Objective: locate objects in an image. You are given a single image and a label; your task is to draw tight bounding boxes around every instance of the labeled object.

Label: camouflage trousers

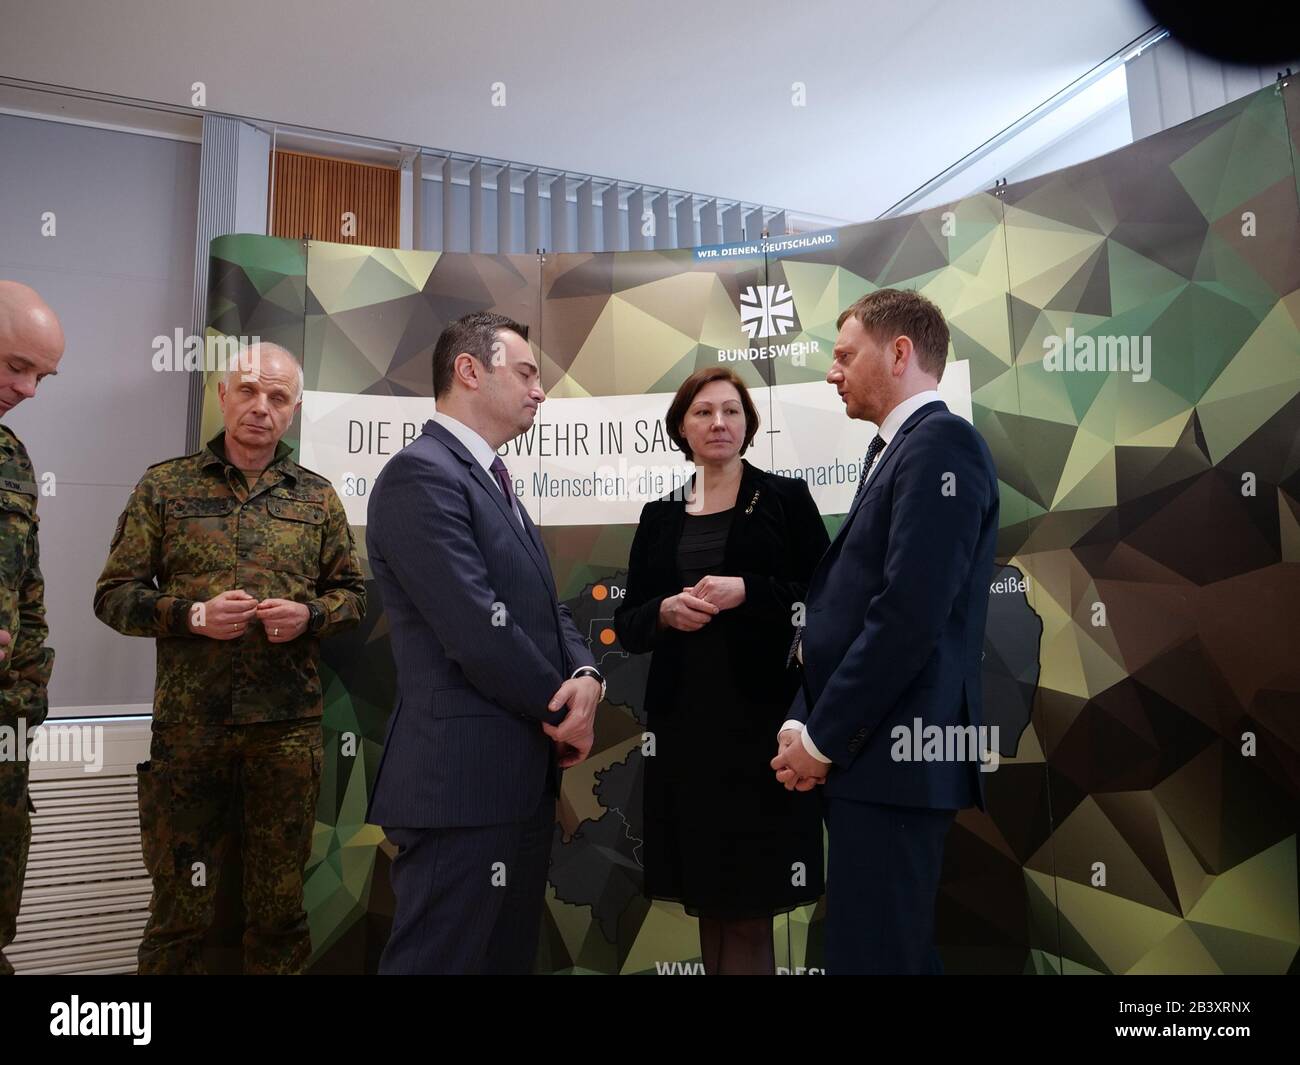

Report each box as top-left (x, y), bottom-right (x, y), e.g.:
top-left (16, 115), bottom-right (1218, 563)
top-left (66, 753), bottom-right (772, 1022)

top-left (136, 718), bottom-right (323, 975)
top-left (0, 752), bottom-right (31, 977)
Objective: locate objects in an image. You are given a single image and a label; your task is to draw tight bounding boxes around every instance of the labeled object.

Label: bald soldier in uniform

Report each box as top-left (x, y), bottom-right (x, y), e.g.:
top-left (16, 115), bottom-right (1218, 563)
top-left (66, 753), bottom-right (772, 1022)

top-left (0, 281), bottom-right (65, 976)
top-left (94, 343), bottom-right (366, 974)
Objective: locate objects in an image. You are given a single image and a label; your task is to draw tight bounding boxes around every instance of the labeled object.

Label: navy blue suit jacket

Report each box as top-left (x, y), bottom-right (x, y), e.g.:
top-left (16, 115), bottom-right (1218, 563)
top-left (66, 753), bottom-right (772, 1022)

top-left (789, 401), bottom-right (999, 811)
top-left (365, 419), bottom-right (594, 829)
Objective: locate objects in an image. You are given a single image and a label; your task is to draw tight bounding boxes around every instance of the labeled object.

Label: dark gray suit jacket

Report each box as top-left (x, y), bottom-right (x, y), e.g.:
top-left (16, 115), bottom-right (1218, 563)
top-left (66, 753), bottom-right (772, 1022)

top-left (365, 419), bottom-right (594, 829)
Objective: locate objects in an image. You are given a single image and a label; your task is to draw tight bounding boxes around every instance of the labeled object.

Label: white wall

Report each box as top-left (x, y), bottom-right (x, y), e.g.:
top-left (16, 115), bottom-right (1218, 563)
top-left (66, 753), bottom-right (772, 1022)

top-left (0, 113), bottom-right (199, 714)
top-left (1126, 38), bottom-right (1299, 138)
top-left (1001, 97), bottom-right (1133, 185)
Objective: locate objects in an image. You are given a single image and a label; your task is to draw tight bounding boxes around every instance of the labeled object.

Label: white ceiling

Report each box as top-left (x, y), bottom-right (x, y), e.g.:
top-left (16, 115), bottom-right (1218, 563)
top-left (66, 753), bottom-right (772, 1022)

top-left (0, 0), bottom-right (1156, 222)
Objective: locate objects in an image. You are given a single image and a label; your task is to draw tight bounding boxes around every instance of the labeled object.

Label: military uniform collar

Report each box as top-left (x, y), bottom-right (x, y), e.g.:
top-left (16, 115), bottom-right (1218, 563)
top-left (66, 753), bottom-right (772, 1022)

top-left (201, 431), bottom-right (297, 482)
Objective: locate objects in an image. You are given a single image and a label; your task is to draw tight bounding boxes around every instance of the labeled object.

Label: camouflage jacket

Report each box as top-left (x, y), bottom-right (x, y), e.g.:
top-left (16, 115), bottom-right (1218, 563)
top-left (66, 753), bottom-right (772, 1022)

top-left (93, 432), bottom-right (366, 725)
top-left (0, 425), bottom-right (52, 727)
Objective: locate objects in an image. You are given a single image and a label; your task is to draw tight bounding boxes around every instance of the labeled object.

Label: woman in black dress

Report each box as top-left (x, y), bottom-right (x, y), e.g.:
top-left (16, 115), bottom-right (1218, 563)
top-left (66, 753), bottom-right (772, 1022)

top-left (614, 367), bottom-right (831, 974)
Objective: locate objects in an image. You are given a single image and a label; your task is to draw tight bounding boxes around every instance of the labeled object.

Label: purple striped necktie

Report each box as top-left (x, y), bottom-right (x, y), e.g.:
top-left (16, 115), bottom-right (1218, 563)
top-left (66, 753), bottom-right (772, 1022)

top-left (489, 456), bottom-right (516, 510)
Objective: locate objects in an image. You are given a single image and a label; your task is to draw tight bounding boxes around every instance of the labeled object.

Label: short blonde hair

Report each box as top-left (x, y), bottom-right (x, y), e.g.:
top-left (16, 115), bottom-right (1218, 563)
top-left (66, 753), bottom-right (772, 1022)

top-left (837, 289), bottom-right (949, 380)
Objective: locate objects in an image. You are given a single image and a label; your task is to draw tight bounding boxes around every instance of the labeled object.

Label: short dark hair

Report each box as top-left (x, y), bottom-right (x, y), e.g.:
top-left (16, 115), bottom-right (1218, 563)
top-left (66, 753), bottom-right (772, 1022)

top-left (432, 311), bottom-right (529, 398)
top-left (836, 288), bottom-right (949, 380)
top-left (665, 367), bottom-right (760, 460)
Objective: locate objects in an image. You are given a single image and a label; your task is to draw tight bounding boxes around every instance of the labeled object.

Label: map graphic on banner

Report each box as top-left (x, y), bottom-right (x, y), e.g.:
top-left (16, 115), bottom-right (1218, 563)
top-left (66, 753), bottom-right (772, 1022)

top-left (547, 560), bottom-right (1040, 942)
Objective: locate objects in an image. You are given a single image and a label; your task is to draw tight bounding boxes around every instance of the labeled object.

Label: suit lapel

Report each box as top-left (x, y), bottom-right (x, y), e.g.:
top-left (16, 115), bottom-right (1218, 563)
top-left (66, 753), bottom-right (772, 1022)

top-left (722, 460), bottom-right (763, 566)
top-left (516, 499), bottom-right (552, 577)
top-left (814, 401), bottom-right (947, 576)
top-left (424, 420), bottom-right (555, 591)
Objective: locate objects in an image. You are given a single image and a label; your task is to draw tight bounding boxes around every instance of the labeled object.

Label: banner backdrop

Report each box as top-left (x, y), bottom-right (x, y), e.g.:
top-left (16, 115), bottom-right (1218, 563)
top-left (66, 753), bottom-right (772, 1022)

top-left (202, 81), bottom-right (1300, 974)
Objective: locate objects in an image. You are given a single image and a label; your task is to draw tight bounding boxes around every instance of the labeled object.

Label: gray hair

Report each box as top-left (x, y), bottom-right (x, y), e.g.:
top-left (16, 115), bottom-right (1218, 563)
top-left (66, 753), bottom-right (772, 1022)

top-left (224, 341), bottom-right (304, 403)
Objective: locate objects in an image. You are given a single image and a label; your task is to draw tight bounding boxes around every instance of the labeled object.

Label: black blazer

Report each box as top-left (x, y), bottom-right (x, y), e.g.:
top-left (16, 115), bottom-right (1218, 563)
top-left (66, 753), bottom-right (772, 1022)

top-left (614, 459), bottom-right (831, 720)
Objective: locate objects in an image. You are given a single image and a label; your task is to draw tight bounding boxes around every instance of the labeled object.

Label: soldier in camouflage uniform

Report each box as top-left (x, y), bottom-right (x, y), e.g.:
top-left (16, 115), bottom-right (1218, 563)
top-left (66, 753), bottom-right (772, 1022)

top-left (94, 342), bottom-right (365, 975)
top-left (0, 281), bottom-right (65, 976)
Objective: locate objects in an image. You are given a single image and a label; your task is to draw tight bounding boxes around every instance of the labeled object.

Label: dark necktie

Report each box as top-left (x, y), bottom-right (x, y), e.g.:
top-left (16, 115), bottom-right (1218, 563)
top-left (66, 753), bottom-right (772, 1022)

top-left (850, 434), bottom-right (887, 509)
top-left (788, 433), bottom-right (888, 669)
top-left (489, 456), bottom-right (516, 513)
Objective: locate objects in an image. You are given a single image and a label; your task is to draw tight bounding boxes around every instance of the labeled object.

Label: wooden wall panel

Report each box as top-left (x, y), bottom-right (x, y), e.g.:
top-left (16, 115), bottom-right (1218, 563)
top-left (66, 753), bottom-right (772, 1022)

top-left (270, 150), bottom-right (400, 247)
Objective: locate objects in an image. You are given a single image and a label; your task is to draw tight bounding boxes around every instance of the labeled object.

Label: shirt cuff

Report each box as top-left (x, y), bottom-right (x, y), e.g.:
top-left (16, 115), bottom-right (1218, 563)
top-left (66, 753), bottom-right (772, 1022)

top-left (778, 719), bottom-right (831, 763)
top-left (801, 729), bottom-right (832, 764)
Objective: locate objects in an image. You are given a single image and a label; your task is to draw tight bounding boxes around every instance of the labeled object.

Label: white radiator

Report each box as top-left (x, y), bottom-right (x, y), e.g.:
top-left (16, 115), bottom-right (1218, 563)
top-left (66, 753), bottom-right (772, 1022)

top-left (10, 717), bottom-right (151, 975)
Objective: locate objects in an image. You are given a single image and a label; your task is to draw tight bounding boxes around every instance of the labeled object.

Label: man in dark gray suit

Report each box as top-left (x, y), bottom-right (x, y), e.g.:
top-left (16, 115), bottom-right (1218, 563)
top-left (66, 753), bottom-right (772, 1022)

top-left (366, 312), bottom-right (604, 974)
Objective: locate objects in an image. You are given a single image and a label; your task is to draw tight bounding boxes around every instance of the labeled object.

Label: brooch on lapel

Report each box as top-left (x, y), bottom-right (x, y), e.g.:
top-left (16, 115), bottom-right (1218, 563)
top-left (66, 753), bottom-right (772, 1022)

top-left (744, 488), bottom-right (760, 515)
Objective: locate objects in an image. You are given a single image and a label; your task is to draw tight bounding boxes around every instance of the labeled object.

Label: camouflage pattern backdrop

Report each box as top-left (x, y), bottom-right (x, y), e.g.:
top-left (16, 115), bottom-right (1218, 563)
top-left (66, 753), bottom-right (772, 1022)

top-left (199, 80), bottom-right (1300, 974)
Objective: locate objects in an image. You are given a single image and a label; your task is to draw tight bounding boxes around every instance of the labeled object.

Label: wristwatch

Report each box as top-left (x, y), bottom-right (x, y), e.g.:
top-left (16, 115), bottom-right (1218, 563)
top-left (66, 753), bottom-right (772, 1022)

top-left (306, 602), bottom-right (326, 634)
top-left (572, 666), bottom-right (606, 701)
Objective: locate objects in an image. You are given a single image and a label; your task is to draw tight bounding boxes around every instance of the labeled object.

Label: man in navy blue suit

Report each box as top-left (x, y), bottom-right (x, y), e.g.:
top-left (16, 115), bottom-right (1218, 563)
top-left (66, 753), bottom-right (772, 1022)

top-left (366, 312), bottom-right (603, 974)
top-left (771, 289), bottom-right (999, 975)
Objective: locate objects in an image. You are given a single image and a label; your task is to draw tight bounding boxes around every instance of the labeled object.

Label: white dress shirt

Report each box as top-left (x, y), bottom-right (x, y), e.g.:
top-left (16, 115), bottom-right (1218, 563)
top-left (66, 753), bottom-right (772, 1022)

top-left (431, 411), bottom-right (524, 529)
top-left (782, 389), bottom-right (946, 764)
top-left (431, 411), bottom-right (600, 693)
